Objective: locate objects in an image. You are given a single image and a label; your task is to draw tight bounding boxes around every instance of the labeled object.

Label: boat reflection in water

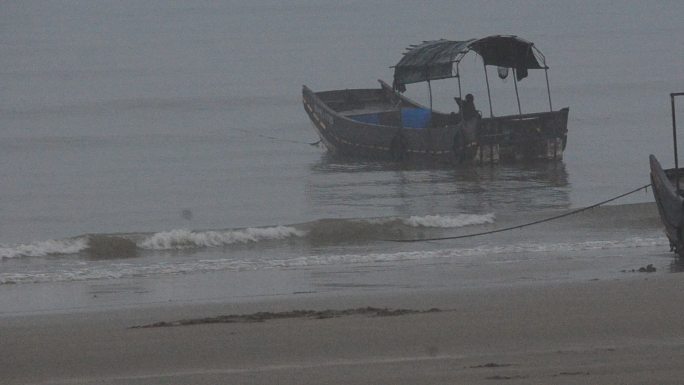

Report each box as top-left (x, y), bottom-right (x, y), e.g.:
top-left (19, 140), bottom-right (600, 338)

top-left (307, 155), bottom-right (570, 225)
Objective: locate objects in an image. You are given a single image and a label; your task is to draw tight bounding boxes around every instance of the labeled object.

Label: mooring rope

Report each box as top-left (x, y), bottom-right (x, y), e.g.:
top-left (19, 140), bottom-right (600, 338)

top-left (233, 127), bottom-right (320, 146)
top-left (389, 183), bottom-right (653, 243)
top-left (255, 132), bottom-right (320, 146)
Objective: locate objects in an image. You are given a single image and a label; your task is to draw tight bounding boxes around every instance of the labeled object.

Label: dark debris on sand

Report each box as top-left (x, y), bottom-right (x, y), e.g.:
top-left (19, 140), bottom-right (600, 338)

top-left (485, 375), bottom-right (528, 380)
top-left (552, 371), bottom-right (590, 377)
top-left (470, 363), bottom-right (514, 369)
top-left (622, 264), bottom-right (657, 273)
top-left (131, 307), bottom-right (441, 329)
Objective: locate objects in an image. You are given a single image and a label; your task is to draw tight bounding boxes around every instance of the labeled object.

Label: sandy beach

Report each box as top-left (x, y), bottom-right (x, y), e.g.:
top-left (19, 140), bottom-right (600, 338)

top-left (3, 272), bottom-right (684, 385)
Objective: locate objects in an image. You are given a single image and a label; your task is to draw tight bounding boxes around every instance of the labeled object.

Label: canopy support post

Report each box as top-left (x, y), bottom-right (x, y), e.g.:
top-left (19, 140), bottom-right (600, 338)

top-left (427, 80), bottom-right (433, 111)
top-left (672, 93), bottom-right (680, 195)
top-left (513, 68), bottom-right (522, 115)
top-left (545, 67), bottom-right (553, 111)
top-left (483, 63), bottom-right (493, 117)
top-left (457, 63), bottom-right (463, 121)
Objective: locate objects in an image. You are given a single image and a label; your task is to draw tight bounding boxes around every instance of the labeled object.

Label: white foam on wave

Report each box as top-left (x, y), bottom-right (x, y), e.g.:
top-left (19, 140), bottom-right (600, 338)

top-left (138, 226), bottom-right (308, 250)
top-left (0, 238), bottom-right (88, 260)
top-left (402, 213), bottom-right (495, 228)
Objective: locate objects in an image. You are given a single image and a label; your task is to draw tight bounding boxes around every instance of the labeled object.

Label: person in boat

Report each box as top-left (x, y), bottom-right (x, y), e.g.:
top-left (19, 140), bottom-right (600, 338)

top-left (453, 94), bottom-right (481, 159)
top-left (454, 93), bottom-right (479, 122)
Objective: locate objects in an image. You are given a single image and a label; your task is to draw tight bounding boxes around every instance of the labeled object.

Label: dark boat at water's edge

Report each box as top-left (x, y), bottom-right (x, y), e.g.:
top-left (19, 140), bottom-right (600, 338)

top-left (649, 92), bottom-right (684, 257)
top-left (303, 35), bottom-right (569, 164)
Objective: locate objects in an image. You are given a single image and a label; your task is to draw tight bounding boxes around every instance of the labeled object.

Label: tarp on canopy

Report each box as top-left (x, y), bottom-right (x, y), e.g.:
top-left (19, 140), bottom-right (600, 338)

top-left (392, 35), bottom-right (546, 91)
top-left (392, 39), bottom-right (473, 89)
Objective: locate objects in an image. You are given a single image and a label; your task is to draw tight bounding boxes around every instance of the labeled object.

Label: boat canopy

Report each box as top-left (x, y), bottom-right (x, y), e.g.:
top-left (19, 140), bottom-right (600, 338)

top-left (392, 35), bottom-right (546, 91)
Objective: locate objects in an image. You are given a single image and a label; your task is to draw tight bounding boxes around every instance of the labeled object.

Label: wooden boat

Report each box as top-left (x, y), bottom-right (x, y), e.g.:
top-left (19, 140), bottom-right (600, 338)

top-left (650, 92), bottom-right (684, 257)
top-left (303, 35), bottom-right (569, 164)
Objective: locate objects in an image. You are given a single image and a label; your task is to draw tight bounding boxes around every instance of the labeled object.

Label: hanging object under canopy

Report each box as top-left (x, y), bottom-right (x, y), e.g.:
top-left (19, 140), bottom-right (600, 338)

top-left (497, 67), bottom-right (509, 80)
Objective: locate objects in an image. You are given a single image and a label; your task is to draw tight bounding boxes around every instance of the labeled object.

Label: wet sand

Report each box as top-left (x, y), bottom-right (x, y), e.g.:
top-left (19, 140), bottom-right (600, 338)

top-left (3, 273), bottom-right (684, 385)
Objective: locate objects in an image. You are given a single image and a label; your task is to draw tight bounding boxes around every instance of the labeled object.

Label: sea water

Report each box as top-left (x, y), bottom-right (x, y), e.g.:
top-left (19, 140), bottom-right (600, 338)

top-left (1, 0), bottom-right (683, 314)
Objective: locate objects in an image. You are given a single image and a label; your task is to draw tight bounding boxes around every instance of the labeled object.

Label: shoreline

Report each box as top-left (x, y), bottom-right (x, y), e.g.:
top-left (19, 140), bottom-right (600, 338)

top-left (3, 273), bottom-right (684, 384)
top-left (0, 237), bottom-right (673, 317)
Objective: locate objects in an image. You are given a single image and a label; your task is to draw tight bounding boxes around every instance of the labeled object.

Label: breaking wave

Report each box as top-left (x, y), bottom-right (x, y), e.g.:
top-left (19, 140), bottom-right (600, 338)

top-left (403, 213), bottom-right (495, 228)
top-left (139, 226), bottom-right (307, 250)
top-left (0, 213), bottom-right (494, 259)
top-left (0, 238), bottom-right (88, 260)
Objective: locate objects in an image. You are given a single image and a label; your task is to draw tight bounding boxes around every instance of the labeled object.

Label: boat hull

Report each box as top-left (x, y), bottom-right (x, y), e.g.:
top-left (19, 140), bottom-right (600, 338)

top-left (649, 154), bottom-right (684, 257)
top-left (303, 81), bottom-right (568, 164)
